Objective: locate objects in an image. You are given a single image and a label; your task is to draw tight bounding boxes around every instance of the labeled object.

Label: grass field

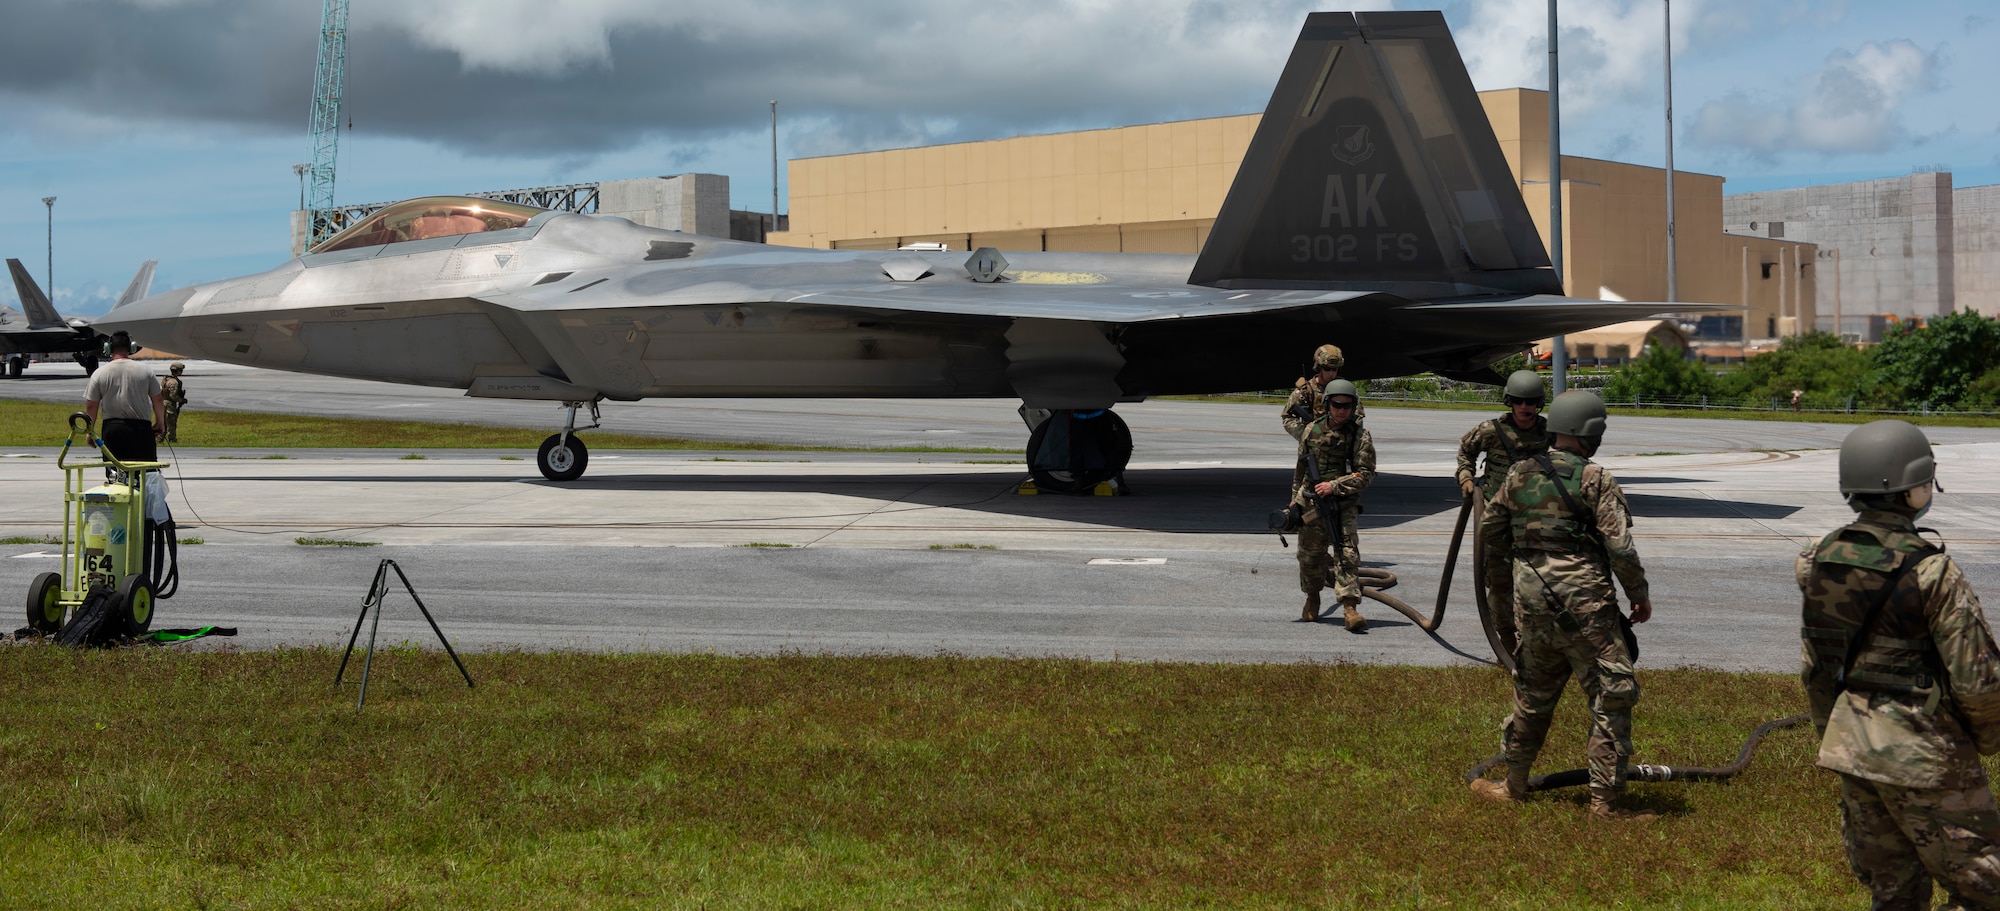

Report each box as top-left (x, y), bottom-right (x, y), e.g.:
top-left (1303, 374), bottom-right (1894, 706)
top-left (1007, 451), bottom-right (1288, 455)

top-left (0, 647), bottom-right (1891, 909)
top-left (0, 399), bottom-right (1008, 453)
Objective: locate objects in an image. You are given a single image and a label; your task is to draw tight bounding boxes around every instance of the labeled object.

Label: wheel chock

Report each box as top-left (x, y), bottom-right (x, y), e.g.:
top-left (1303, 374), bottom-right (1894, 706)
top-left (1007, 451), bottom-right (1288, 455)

top-left (1092, 477), bottom-right (1128, 497)
top-left (1016, 478), bottom-right (1040, 495)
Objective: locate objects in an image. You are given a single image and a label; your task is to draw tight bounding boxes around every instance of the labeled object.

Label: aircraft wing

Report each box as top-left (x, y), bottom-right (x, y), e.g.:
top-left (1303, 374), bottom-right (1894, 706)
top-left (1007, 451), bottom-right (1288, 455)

top-left (468, 259), bottom-right (1703, 406)
top-left (483, 262), bottom-right (1381, 324)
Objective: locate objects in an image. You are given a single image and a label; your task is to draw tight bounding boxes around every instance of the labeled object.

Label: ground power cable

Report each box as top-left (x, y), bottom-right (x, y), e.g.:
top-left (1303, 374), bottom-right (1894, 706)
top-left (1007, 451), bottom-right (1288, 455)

top-left (159, 440), bottom-right (390, 537)
top-left (1464, 713), bottom-right (1810, 791)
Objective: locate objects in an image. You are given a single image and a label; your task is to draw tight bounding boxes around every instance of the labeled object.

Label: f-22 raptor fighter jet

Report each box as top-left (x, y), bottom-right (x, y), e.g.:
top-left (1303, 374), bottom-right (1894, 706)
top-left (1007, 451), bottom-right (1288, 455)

top-left (102, 11), bottom-right (1697, 486)
top-left (4, 258), bottom-right (154, 378)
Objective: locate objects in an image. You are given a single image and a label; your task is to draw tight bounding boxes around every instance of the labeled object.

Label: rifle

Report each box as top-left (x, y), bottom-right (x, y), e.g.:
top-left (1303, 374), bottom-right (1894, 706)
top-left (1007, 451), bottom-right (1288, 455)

top-left (1287, 364), bottom-right (1316, 426)
top-left (1300, 445), bottom-right (1345, 558)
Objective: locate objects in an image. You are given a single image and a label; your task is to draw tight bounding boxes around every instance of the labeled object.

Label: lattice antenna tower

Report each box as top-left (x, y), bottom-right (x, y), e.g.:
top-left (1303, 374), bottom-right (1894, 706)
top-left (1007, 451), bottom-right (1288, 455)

top-left (305, 0), bottom-right (350, 249)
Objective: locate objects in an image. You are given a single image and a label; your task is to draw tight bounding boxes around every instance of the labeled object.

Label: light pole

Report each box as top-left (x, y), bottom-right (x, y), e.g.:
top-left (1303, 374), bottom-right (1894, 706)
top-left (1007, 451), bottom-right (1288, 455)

top-left (41, 196), bottom-right (56, 298)
top-left (1547, 0), bottom-right (1566, 395)
top-left (770, 101), bottom-right (779, 241)
top-left (293, 164), bottom-right (309, 210)
top-left (1663, 0), bottom-right (1677, 305)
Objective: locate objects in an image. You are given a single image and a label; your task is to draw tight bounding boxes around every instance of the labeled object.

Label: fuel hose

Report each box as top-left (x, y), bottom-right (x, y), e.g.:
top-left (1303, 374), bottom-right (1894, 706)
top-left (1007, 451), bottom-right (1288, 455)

top-left (1355, 566), bottom-right (1440, 630)
top-left (1463, 713), bottom-right (1810, 791)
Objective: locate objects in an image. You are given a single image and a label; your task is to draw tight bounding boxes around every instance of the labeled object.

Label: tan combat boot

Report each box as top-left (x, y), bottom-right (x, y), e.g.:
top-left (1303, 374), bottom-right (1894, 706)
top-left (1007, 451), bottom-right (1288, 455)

top-left (1589, 788), bottom-right (1658, 821)
top-left (1300, 592), bottom-right (1321, 622)
top-left (1469, 765), bottom-right (1528, 802)
top-left (1341, 599), bottom-right (1367, 632)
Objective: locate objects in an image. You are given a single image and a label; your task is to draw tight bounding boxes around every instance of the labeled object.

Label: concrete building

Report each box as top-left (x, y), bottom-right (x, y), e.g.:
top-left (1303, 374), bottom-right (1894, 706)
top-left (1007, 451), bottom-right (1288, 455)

top-left (595, 174), bottom-right (731, 236)
top-left (1724, 172), bottom-right (1956, 336)
top-left (769, 88), bottom-right (1814, 347)
top-left (1957, 183), bottom-right (2000, 317)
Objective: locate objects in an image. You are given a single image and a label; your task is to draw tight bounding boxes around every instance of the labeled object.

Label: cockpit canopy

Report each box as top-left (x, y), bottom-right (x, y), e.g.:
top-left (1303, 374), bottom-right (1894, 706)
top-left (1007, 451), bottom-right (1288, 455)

top-left (313, 197), bottom-right (547, 254)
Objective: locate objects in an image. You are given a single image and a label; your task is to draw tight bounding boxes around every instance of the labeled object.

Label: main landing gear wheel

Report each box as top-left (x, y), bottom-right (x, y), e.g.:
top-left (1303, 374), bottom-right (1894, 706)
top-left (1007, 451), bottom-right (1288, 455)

top-left (537, 434), bottom-right (589, 482)
top-left (118, 573), bottom-right (154, 637)
top-left (1025, 409), bottom-right (1133, 495)
top-left (26, 571), bottom-right (62, 634)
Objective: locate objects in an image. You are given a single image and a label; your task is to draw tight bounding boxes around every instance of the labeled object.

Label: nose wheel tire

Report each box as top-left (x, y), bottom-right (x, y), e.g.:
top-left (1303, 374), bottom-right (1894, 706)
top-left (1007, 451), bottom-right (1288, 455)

top-left (537, 434), bottom-right (589, 482)
top-left (1025, 409), bottom-right (1133, 495)
top-left (26, 572), bottom-right (62, 634)
top-left (118, 573), bottom-right (154, 637)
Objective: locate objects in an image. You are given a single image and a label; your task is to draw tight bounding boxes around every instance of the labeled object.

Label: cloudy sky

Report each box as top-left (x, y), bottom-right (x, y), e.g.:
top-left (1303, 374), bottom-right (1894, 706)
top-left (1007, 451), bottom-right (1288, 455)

top-left (2, 0), bottom-right (1994, 315)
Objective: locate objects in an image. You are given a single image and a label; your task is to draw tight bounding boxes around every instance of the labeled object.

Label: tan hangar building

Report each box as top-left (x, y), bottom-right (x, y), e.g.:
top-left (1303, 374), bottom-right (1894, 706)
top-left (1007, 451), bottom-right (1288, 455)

top-left (770, 89), bottom-right (1815, 351)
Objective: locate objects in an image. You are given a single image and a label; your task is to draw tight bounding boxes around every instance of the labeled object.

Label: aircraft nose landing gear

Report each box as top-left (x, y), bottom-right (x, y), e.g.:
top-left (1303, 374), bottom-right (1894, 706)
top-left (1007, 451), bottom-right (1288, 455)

top-left (538, 399), bottom-right (601, 482)
top-left (1024, 408), bottom-right (1133, 495)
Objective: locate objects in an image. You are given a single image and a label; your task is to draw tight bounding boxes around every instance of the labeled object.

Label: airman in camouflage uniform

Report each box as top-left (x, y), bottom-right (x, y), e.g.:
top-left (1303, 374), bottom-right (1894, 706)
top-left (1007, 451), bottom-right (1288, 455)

top-left (160, 362), bottom-right (187, 443)
top-left (1799, 420), bottom-right (2000, 909)
top-left (1455, 369), bottom-right (1551, 650)
top-left (1292, 379), bottom-right (1375, 631)
top-left (1470, 391), bottom-right (1654, 818)
top-left (1283, 344), bottom-right (1362, 440)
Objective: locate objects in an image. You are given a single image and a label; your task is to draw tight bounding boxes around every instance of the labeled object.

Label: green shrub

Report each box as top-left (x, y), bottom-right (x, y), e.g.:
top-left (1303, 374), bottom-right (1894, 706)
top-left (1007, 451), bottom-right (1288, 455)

top-left (1713, 332), bottom-right (1869, 407)
top-left (1602, 344), bottom-right (1715, 405)
top-left (1867, 311), bottom-right (2000, 409)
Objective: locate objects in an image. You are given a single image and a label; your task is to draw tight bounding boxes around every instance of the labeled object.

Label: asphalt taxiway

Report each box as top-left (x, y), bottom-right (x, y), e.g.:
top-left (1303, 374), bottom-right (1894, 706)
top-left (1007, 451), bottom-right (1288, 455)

top-left (3, 361), bottom-right (1995, 671)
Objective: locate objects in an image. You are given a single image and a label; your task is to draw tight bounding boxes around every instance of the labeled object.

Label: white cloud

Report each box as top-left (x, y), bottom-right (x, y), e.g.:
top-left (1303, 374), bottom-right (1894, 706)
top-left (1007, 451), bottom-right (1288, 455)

top-left (1449, 0), bottom-right (1712, 112)
top-left (352, 0), bottom-right (1369, 83)
top-left (358, 0), bottom-right (666, 76)
top-left (1690, 39), bottom-right (1942, 155)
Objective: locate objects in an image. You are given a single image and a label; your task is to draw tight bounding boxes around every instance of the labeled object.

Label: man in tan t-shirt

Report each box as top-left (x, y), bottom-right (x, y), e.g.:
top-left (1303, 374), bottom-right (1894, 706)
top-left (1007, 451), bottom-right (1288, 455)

top-left (83, 331), bottom-right (164, 463)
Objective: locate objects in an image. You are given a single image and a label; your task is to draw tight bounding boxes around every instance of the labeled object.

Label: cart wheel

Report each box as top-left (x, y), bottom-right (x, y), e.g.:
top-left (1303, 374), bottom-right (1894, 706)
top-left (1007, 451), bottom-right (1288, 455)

top-left (537, 434), bottom-right (589, 482)
top-left (118, 574), bottom-right (154, 637)
top-left (26, 572), bottom-right (62, 634)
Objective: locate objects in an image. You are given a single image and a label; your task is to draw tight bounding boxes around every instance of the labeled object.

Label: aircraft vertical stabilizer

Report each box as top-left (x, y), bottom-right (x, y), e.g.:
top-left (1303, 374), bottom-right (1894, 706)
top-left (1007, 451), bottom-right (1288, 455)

top-left (114, 261), bottom-right (159, 309)
top-left (6, 258), bottom-right (66, 329)
top-left (1190, 11), bottom-right (1559, 296)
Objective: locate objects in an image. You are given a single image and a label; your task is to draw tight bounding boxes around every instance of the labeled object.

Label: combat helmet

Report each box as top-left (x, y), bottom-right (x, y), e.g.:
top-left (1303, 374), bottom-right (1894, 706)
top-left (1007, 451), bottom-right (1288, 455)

top-left (1502, 369), bottom-right (1545, 404)
top-left (1838, 420), bottom-right (1935, 495)
top-left (1313, 344), bottom-right (1345, 370)
top-left (1544, 390), bottom-right (1608, 437)
top-left (1322, 378), bottom-right (1360, 405)
top-left (170, 362), bottom-right (185, 373)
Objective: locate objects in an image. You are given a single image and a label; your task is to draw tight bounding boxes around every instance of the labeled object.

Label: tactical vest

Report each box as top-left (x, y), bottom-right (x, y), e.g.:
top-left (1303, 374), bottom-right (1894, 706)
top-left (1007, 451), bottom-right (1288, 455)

top-left (1308, 418), bottom-right (1363, 476)
top-left (1801, 521), bottom-right (1945, 701)
top-left (1509, 451), bottom-right (1597, 554)
top-left (1480, 416), bottom-right (1547, 490)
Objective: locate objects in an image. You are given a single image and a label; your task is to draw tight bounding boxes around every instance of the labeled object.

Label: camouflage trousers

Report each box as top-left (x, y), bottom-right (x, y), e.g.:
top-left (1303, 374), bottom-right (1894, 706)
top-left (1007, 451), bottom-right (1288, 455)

top-left (163, 406), bottom-right (181, 443)
top-left (1296, 503), bottom-right (1362, 603)
top-left (1840, 773), bottom-right (2000, 910)
top-left (1499, 568), bottom-right (1638, 793)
